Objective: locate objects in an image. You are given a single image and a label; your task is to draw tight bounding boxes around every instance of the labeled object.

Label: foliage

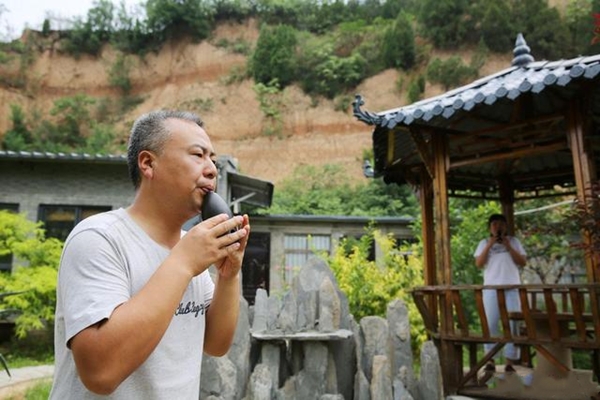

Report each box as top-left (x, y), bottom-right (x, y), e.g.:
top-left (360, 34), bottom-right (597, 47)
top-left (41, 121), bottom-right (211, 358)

top-left (263, 164), bottom-right (418, 217)
top-left (250, 24), bottom-right (297, 87)
top-left (108, 52), bottom-right (133, 94)
top-left (381, 11), bottom-right (415, 70)
top-left (0, 211), bottom-right (63, 338)
top-left (426, 55), bottom-right (479, 90)
top-left (2, 96), bottom-right (122, 154)
top-left (407, 75), bottom-right (425, 103)
top-left (509, 0), bottom-right (571, 60)
top-left (516, 196), bottom-right (583, 284)
top-left (63, 0), bottom-right (115, 56)
top-left (253, 79), bottom-right (285, 136)
top-left (146, 0), bottom-right (215, 43)
top-left (565, 0), bottom-right (596, 55)
top-left (418, 0), bottom-right (473, 49)
top-left (562, 180), bottom-right (600, 265)
top-left (478, 0), bottom-right (514, 53)
top-left (327, 228), bottom-right (426, 355)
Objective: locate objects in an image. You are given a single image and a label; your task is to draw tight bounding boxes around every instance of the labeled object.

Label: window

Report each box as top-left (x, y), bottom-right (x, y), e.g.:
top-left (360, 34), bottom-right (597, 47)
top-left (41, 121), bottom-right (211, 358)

top-left (38, 205), bottom-right (111, 241)
top-left (283, 234), bottom-right (330, 284)
top-left (0, 204), bottom-right (19, 272)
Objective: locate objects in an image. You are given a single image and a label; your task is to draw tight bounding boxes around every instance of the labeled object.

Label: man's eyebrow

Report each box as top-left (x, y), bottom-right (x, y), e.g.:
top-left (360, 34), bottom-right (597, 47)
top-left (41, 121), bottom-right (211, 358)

top-left (190, 144), bottom-right (216, 157)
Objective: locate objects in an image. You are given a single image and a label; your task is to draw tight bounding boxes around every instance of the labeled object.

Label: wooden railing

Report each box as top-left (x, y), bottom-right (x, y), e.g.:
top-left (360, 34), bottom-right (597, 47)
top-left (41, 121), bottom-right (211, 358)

top-left (413, 283), bottom-right (600, 347)
top-left (411, 283), bottom-right (600, 396)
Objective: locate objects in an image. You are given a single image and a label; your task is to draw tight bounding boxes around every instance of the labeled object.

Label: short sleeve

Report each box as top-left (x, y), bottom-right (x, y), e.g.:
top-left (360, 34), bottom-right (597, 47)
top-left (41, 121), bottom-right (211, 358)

top-left (58, 228), bottom-right (130, 345)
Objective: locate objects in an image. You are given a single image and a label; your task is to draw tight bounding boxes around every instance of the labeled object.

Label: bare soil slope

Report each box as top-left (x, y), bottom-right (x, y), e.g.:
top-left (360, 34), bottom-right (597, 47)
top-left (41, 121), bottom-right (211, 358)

top-left (0, 19), bottom-right (512, 185)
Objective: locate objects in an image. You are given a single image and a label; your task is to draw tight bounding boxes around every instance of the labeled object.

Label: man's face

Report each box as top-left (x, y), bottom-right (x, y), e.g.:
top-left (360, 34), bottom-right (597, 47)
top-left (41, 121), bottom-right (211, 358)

top-left (150, 118), bottom-right (218, 214)
top-left (489, 219), bottom-right (506, 236)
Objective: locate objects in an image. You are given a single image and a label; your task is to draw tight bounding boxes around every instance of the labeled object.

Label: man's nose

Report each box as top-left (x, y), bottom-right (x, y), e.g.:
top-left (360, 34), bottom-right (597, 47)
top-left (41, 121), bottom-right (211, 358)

top-left (205, 160), bottom-right (218, 179)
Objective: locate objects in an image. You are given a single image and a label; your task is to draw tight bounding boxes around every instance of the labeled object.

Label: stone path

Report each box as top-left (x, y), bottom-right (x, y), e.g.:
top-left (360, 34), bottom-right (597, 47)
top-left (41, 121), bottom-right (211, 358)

top-left (0, 365), bottom-right (54, 398)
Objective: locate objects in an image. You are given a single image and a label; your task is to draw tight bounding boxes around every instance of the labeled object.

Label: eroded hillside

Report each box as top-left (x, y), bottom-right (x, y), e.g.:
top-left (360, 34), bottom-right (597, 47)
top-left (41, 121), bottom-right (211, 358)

top-left (0, 19), bottom-right (512, 185)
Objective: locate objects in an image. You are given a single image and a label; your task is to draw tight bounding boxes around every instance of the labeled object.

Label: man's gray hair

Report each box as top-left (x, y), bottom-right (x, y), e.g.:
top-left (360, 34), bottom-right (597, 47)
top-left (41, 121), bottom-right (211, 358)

top-left (127, 110), bottom-right (204, 189)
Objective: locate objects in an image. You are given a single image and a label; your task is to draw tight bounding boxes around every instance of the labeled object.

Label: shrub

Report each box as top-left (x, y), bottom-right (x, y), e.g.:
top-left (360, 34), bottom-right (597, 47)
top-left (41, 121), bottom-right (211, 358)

top-left (250, 24), bottom-right (297, 87)
top-left (0, 211), bottom-right (63, 339)
top-left (327, 228), bottom-right (426, 355)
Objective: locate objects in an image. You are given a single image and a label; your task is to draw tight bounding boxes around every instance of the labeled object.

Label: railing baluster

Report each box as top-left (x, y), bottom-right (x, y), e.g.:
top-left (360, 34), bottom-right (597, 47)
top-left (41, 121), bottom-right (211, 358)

top-left (519, 287), bottom-right (536, 340)
top-left (452, 289), bottom-right (469, 337)
top-left (569, 287), bottom-right (587, 342)
top-left (497, 288), bottom-right (511, 339)
top-left (543, 288), bottom-right (561, 341)
top-left (474, 289), bottom-right (489, 338)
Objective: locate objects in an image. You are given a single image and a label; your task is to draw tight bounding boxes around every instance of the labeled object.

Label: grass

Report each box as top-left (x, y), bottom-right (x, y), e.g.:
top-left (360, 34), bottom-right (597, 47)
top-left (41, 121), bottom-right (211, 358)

top-left (4, 379), bottom-right (52, 400)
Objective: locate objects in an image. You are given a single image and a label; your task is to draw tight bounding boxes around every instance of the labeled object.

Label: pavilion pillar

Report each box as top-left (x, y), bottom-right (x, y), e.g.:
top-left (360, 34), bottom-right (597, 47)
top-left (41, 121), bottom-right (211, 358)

top-left (431, 131), bottom-right (459, 395)
top-left (498, 176), bottom-right (516, 234)
top-left (567, 101), bottom-right (598, 282)
top-left (419, 168), bottom-right (436, 287)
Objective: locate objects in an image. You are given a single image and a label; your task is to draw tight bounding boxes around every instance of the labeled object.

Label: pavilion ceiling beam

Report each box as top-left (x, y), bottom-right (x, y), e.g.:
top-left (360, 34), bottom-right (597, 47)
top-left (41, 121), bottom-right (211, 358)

top-left (449, 140), bottom-right (567, 169)
top-left (409, 127), bottom-right (435, 180)
top-left (451, 114), bottom-right (564, 144)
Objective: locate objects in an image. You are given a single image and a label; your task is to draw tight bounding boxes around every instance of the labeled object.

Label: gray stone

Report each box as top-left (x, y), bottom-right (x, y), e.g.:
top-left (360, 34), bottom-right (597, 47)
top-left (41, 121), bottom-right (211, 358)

top-left (229, 297), bottom-right (252, 398)
top-left (325, 348), bottom-right (338, 394)
top-left (319, 277), bottom-right (341, 332)
top-left (354, 369), bottom-right (371, 400)
top-left (360, 316), bottom-right (389, 382)
top-left (275, 376), bottom-right (297, 400)
top-left (394, 366), bottom-right (416, 400)
top-left (267, 294), bottom-right (281, 331)
top-left (199, 356), bottom-right (238, 400)
top-left (296, 288), bottom-right (318, 331)
top-left (261, 342), bottom-right (281, 389)
top-left (417, 341), bottom-right (443, 400)
top-left (393, 374), bottom-right (415, 400)
top-left (252, 288), bottom-right (269, 332)
top-left (245, 364), bottom-right (273, 400)
top-left (277, 291), bottom-right (297, 332)
top-left (321, 395), bottom-right (345, 400)
top-left (387, 300), bottom-right (416, 397)
top-left (387, 299), bottom-right (413, 371)
top-left (370, 355), bottom-right (393, 400)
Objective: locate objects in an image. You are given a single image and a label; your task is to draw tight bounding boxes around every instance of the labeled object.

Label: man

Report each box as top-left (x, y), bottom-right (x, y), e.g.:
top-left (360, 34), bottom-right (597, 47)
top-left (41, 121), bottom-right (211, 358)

top-left (50, 110), bottom-right (250, 399)
top-left (474, 213), bottom-right (526, 377)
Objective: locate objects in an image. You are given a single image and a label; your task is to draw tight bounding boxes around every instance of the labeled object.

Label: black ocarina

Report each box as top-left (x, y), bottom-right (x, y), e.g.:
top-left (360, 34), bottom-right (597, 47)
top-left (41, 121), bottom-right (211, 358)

top-left (201, 191), bottom-right (233, 220)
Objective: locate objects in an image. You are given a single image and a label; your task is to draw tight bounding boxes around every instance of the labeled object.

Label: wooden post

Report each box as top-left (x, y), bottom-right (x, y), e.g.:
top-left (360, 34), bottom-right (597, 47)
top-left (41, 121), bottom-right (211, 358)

top-left (567, 101), bottom-right (598, 282)
top-left (431, 130), bottom-right (459, 394)
top-left (419, 168), bottom-right (436, 287)
top-left (498, 176), bottom-right (515, 234)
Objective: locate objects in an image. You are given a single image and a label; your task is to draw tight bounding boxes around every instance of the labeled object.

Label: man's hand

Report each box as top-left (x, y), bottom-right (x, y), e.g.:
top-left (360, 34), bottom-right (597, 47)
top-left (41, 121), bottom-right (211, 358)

top-left (214, 214), bottom-right (250, 280)
top-left (172, 214), bottom-right (247, 278)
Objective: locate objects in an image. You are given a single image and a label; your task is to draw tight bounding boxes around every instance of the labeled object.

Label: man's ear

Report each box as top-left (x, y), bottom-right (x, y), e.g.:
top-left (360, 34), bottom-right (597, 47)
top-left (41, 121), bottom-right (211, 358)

top-left (139, 150), bottom-right (156, 180)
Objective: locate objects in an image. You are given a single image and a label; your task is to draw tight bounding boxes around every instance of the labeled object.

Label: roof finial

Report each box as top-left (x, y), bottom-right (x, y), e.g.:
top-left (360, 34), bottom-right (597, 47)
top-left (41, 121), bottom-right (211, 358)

top-left (512, 33), bottom-right (534, 67)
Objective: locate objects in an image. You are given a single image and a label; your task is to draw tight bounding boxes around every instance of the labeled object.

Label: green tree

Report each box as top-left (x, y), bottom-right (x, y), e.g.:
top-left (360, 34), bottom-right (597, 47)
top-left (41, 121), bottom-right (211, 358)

top-left (2, 104), bottom-right (33, 151)
top-left (48, 94), bottom-right (97, 149)
top-left (145, 0), bottom-right (215, 43)
top-left (381, 11), bottom-right (415, 70)
top-left (565, 0), bottom-right (595, 55)
top-left (509, 0), bottom-right (571, 59)
top-left (479, 0), bottom-right (514, 53)
top-left (418, 0), bottom-right (472, 49)
top-left (63, 0), bottom-right (116, 56)
top-left (0, 211), bottom-right (63, 338)
top-left (251, 23), bottom-right (298, 87)
top-left (427, 56), bottom-right (478, 90)
top-left (264, 164), bottom-right (418, 217)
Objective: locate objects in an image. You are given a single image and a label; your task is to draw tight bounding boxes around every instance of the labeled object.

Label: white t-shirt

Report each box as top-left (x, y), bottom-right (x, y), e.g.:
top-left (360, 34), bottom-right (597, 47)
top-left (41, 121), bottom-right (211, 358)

top-left (50, 208), bottom-right (214, 400)
top-left (474, 237), bottom-right (526, 285)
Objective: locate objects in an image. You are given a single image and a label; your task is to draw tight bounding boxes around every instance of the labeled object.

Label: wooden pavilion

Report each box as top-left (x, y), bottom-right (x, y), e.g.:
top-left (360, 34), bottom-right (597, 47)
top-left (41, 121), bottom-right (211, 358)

top-left (353, 34), bottom-right (600, 399)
